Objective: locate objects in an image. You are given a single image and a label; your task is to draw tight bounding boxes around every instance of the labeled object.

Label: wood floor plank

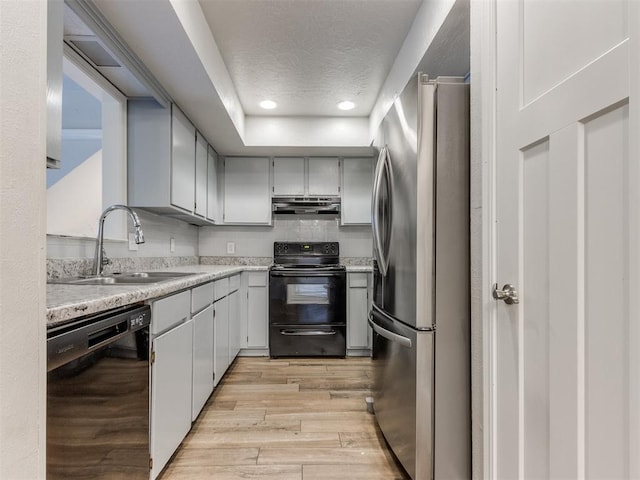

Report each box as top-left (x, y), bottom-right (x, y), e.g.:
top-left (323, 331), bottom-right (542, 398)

top-left (303, 464), bottom-right (407, 480)
top-left (339, 431), bottom-right (389, 449)
top-left (181, 431), bottom-right (340, 449)
top-left (197, 409), bottom-right (266, 422)
top-left (161, 464), bottom-right (301, 480)
top-left (169, 447), bottom-right (259, 466)
top-left (219, 383), bottom-right (300, 393)
top-left (235, 398), bottom-right (364, 412)
top-left (257, 447), bottom-right (392, 465)
top-left (264, 411), bottom-right (372, 422)
top-left (191, 418), bottom-right (301, 434)
top-left (300, 418), bottom-right (377, 433)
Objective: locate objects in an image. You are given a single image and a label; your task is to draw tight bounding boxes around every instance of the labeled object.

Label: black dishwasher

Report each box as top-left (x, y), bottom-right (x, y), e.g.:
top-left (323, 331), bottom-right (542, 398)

top-left (47, 304), bottom-right (151, 479)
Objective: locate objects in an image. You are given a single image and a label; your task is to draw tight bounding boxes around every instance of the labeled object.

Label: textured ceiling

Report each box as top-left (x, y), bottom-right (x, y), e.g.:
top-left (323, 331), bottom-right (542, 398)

top-left (199, 0), bottom-right (423, 117)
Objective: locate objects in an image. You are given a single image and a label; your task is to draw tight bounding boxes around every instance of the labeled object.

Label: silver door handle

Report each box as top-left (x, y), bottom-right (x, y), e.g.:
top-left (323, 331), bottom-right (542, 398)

top-left (493, 283), bottom-right (519, 305)
top-left (368, 316), bottom-right (412, 348)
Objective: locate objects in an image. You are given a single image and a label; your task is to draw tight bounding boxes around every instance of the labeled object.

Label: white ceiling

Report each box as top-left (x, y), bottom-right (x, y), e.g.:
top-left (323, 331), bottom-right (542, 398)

top-left (199, 0), bottom-right (423, 117)
top-left (88, 0), bottom-right (468, 155)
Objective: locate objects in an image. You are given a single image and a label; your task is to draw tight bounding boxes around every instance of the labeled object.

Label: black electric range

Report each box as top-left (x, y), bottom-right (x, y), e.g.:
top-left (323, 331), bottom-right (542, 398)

top-left (269, 242), bottom-right (346, 357)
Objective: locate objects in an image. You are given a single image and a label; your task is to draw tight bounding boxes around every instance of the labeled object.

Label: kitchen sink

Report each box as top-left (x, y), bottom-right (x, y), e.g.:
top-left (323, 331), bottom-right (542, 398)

top-left (49, 271), bottom-right (194, 286)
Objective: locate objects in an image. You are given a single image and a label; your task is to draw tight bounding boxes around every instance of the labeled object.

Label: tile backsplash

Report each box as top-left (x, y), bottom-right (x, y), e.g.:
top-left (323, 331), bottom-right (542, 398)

top-left (198, 217), bottom-right (372, 258)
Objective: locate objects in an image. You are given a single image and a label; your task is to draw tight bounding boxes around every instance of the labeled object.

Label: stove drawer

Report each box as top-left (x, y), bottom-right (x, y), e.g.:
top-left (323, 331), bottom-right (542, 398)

top-left (269, 325), bottom-right (346, 357)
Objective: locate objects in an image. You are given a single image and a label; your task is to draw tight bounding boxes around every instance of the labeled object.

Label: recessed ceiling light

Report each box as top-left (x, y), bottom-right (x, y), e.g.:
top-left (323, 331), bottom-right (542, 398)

top-left (259, 100), bottom-right (277, 110)
top-left (337, 101), bottom-right (355, 111)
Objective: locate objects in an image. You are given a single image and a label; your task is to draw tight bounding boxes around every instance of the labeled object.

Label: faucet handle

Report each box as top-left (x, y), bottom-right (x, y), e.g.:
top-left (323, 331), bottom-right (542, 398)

top-left (101, 247), bottom-right (111, 267)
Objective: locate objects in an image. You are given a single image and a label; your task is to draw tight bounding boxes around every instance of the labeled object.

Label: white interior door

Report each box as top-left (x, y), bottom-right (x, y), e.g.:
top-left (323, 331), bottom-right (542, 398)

top-left (493, 1), bottom-right (639, 478)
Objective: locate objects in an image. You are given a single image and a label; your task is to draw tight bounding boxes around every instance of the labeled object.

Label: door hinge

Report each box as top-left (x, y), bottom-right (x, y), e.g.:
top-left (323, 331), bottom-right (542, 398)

top-left (150, 350), bottom-right (156, 365)
top-left (149, 457), bottom-right (153, 470)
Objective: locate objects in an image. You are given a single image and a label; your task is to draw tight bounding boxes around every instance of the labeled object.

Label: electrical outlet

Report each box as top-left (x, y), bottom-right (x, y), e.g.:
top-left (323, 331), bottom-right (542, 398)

top-left (226, 241), bottom-right (236, 254)
top-left (128, 233), bottom-right (138, 251)
top-left (170, 238), bottom-right (176, 253)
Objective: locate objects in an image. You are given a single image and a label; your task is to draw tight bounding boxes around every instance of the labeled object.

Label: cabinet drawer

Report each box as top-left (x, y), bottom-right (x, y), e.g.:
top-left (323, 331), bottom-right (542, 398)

top-left (348, 273), bottom-right (368, 288)
top-left (191, 282), bottom-right (214, 314)
top-left (151, 290), bottom-right (190, 335)
top-left (229, 274), bottom-right (241, 292)
top-left (214, 277), bottom-right (229, 300)
top-left (246, 271), bottom-right (267, 287)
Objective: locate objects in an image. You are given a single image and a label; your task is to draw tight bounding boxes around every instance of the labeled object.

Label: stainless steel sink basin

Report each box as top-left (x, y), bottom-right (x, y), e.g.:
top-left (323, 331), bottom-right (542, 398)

top-left (49, 272), bottom-right (193, 286)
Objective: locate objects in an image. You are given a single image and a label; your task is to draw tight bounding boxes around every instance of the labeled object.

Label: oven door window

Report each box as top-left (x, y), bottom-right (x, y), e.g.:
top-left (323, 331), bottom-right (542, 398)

top-left (287, 284), bottom-right (330, 305)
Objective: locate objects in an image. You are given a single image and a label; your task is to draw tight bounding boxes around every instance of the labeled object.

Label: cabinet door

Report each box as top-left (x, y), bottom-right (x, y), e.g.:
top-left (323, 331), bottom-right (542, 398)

top-left (247, 272), bottom-right (269, 349)
top-left (228, 289), bottom-right (241, 362)
top-left (273, 157), bottom-right (305, 196)
top-left (192, 305), bottom-right (214, 420)
top-left (171, 106), bottom-right (196, 212)
top-left (347, 273), bottom-right (370, 350)
top-left (194, 131), bottom-right (208, 217)
top-left (207, 146), bottom-right (219, 223)
top-left (223, 157), bottom-right (271, 224)
top-left (151, 319), bottom-right (193, 479)
top-left (308, 157), bottom-right (340, 196)
top-left (214, 296), bottom-right (229, 386)
top-left (341, 157), bottom-right (373, 225)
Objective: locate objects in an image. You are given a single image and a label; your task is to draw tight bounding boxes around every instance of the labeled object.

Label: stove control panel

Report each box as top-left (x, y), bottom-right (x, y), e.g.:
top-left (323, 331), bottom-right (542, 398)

top-left (274, 242), bottom-right (339, 257)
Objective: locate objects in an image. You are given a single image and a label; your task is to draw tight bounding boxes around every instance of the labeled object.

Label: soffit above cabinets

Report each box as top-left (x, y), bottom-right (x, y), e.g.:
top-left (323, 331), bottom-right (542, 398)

top-left (85, 0), bottom-right (469, 155)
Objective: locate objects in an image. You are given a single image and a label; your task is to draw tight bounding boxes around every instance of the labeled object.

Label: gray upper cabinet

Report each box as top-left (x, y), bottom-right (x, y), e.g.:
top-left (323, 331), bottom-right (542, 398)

top-left (308, 157), bottom-right (340, 196)
top-left (195, 131), bottom-right (207, 218)
top-left (207, 145), bottom-right (220, 223)
top-left (223, 157), bottom-right (271, 224)
top-left (341, 157), bottom-right (374, 225)
top-left (170, 107), bottom-right (196, 212)
top-left (128, 99), bottom-right (212, 225)
top-left (46, 0), bottom-right (63, 168)
top-left (273, 157), bottom-right (305, 196)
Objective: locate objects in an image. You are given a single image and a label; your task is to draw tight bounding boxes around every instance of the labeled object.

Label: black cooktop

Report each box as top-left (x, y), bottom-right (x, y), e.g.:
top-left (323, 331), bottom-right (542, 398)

top-left (273, 242), bottom-right (340, 266)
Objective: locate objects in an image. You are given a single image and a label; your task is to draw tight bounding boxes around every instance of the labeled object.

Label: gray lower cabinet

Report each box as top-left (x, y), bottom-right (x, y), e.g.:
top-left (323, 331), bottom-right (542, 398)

top-left (347, 272), bottom-right (372, 355)
top-left (213, 278), bottom-right (230, 386)
top-left (242, 271), bottom-right (269, 353)
top-left (149, 291), bottom-right (193, 479)
top-left (228, 275), bottom-right (242, 360)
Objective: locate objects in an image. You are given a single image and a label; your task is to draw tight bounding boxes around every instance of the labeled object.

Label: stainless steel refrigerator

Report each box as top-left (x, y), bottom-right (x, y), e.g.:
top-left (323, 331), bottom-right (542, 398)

top-left (369, 74), bottom-right (470, 480)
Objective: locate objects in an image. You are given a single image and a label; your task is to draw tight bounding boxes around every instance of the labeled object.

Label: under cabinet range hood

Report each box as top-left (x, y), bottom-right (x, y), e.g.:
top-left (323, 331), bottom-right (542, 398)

top-left (272, 197), bottom-right (341, 215)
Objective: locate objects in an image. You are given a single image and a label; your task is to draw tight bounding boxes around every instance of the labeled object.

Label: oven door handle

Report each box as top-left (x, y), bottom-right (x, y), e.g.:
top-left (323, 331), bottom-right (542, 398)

top-left (270, 271), bottom-right (345, 277)
top-left (280, 329), bottom-right (337, 336)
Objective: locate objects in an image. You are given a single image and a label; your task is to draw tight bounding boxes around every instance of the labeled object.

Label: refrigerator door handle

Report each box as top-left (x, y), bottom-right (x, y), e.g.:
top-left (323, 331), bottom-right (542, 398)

top-left (372, 146), bottom-right (391, 276)
top-left (368, 314), bottom-right (412, 349)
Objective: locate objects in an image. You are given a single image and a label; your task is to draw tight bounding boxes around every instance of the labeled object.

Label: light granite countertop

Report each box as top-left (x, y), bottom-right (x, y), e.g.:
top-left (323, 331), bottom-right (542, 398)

top-left (47, 265), bottom-right (268, 328)
top-left (47, 264), bottom-right (372, 328)
top-left (345, 265), bottom-right (373, 273)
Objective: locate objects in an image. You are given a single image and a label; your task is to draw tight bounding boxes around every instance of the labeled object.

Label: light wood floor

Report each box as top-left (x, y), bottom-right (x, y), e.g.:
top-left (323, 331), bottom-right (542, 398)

top-left (160, 357), bottom-right (410, 480)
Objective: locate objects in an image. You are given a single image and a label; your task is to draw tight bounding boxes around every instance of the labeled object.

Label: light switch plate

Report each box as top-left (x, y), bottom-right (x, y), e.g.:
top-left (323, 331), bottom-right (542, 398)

top-left (226, 241), bottom-right (236, 254)
top-left (128, 233), bottom-right (138, 251)
top-left (170, 238), bottom-right (176, 253)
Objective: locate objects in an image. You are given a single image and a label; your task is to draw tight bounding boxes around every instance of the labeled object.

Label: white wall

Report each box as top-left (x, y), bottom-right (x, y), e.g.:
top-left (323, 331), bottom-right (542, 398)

top-left (0, 1), bottom-right (47, 478)
top-left (199, 217), bottom-right (372, 258)
top-left (47, 149), bottom-right (102, 238)
top-left (47, 210), bottom-right (199, 259)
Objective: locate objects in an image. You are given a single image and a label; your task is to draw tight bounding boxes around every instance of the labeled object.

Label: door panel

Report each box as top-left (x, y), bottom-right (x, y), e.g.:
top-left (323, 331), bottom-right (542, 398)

top-left (370, 307), bottom-right (433, 480)
top-left (494, 1), bottom-right (636, 478)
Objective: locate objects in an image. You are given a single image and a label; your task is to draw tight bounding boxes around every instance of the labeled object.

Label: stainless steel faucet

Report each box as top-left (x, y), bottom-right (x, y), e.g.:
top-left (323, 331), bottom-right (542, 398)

top-left (93, 205), bottom-right (145, 276)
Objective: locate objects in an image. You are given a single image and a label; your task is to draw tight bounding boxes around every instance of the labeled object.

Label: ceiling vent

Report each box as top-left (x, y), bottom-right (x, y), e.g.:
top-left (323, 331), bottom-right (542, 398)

top-left (65, 36), bottom-right (120, 68)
